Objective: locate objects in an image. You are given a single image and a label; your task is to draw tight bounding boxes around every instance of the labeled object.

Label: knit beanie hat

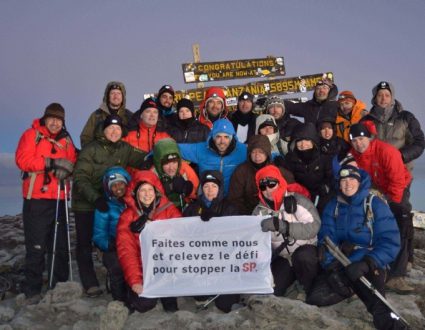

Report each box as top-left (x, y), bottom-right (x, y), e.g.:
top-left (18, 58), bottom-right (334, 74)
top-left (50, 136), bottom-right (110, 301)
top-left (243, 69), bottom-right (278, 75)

top-left (139, 97), bottom-right (159, 114)
top-left (43, 103), bottom-right (65, 121)
top-left (339, 165), bottom-right (361, 182)
top-left (238, 91), bottom-right (254, 102)
top-left (264, 96), bottom-right (285, 111)
top-left (103, 114), bottom-right (123, 130)
top-left (157, 85), bottom-right (175, 99)
top-left (201, 172), bottom-right (221, 187)
top-left (338, 91), bottom-right (356, 103)
top-left (176, 98), bottom-right (195, 115)
top-left (349, 123), bottom-right (371, 140)
top-left (107, 173), bottom-right (129, 190)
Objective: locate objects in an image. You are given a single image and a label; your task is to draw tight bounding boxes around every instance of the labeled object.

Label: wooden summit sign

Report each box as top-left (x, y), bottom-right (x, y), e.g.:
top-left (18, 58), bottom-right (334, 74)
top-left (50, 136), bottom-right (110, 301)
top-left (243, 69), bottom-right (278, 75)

top-left (182, 56), bottom-right (286, 83)
top-left (173, 72), bottom-right (333, 106)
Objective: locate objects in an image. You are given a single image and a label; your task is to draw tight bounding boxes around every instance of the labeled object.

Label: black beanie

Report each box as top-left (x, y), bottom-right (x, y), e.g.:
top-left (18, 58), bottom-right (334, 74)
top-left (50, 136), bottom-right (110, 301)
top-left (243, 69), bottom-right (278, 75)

top-left (157, 85), bottom-right (175, 99)
top-left (103, 114), bottom-right (123, 130)
top-left (176, 98), bottom-right (195, 114)
top-left (349, 123), bottom-right (371, 140)
top-left (339, 165), bottom-right (361, 182)
top-left (139, 97), bottom-right (159, 114)
top-left (238, 91), bottom-right (254, 102)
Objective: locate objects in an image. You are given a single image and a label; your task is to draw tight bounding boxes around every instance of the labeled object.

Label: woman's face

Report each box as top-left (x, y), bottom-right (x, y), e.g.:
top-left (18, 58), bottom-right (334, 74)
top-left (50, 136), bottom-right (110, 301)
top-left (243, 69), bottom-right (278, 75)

top-left (250, 148), bottom-right (267, 164)
top-left (178, 107), bottom-right (193, 120)
top-left (339, 177), bottom-right (359, 197)
top-left (138, 183), bottom-right (156, 206)
top-left (202, 182), bottom-right (219, 201)
top-left (296, 139), bottom-right (313, 151)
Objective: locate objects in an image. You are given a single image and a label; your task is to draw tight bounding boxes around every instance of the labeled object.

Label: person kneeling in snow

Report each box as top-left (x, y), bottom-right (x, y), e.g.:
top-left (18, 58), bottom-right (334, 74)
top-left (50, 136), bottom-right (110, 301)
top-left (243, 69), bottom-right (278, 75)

top-left (116, 170), bottom-right (182, 313)
top-left (254, 165), bottom-right (320, 298)
top-left (92, 166), bottom-right (131, 303)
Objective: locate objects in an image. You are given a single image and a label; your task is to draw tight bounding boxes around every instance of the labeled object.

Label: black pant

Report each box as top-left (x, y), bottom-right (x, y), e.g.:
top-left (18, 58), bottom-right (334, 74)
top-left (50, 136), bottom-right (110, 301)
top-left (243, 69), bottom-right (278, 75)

top-left (272, 244), bottom-right (319, 296)
top-left (128, 291), bottom-right (177, 313)
top-left (103, 250), bottom-right (127, 301)
top-left (22, 198), bottom-right (69, 297)
top-left (74, 211), bottom-right (99, 290)
top-left (350, 269), bottom-right (407, 330)
top-left (388, 187), bottom-right (412, 277)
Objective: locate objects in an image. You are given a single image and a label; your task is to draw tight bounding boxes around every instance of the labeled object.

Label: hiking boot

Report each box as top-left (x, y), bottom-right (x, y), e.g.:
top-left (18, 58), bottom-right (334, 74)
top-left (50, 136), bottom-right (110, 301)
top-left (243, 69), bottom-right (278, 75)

top-left (406, 262), bottom-right (413, 273)
top-left (385, 277), bottom-right (414, 295)
top-left (86, 286), bottom-right (103, 298)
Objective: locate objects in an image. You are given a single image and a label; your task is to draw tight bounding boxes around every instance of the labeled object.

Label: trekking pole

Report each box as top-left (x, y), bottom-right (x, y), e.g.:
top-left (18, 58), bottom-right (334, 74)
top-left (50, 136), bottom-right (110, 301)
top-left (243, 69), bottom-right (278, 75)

top-left (196, 294), bottom-right (220, 312)
top-left (48, 182), bottom-right (61, 289)
top-left (63, 181), bottom-right (73, 281)
top-left (324, 236), bottom-right (409, 328)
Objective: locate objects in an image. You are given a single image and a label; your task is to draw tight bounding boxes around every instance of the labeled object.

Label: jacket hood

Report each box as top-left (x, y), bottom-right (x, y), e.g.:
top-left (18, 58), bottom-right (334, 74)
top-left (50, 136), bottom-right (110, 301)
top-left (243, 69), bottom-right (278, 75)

top-left (124, 170), bottom-right (167, 213)
top-left (153, 138), bottom-right (181, 177)
top-left (247, 134), bottom-right (272, 160)
top-left (198, 170), bottom-right (225, 203)
top-left (255, 114), bottom-right (279, 135)
top-left (101, 81), bottom-right (127, 111)
top-left (208, 118), bottom-right (237, 141)
top-left (337, 168), bottom-right (371, 205)
top-left (199, 87), bottom-right (229, 119)
top-left (102, 166), bottom-right (131, 199)
top-left (291, 122), bottom-right (320, 146)
top-left (255, 165), bottom-right (287, 211)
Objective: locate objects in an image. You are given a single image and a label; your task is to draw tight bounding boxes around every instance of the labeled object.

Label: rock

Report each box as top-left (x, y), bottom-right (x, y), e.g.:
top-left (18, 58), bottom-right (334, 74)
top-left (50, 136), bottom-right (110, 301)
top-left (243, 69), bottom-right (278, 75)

top-left (99, 301), bottom-right (128, 330)
top-left (0, 305), bottom-right (15, 323)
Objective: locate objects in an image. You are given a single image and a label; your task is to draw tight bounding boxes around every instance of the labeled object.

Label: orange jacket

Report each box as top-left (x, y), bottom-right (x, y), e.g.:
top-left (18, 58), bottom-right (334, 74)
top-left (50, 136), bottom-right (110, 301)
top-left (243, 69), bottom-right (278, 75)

top-left (116, 170), bottom-right (181, 287)
top-left (15, 119), bottom-right (77, 200)
top-left (123, 122), bottom-right (170, 153)
top-left (335, 100), bottom-right (367, 142)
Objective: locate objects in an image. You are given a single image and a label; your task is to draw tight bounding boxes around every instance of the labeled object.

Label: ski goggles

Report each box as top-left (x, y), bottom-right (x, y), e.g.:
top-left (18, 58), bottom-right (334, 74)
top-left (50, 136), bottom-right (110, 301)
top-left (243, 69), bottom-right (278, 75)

top-left (259, 178), bottom-right (279, 191)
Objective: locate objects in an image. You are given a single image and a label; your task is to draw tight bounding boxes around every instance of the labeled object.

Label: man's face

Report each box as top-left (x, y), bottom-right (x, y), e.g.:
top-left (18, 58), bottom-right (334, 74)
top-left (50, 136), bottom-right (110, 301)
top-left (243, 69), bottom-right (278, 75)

top-left (267, 105), bottom-right (284, 120)
top-left (375, 89), bottom-right (392, 108)
top-left (320, 125), bottom-right (333, 140)
top-left (259, 125), bottom-right (275, 136)
top-left (45, 117), bottom-right (63, 135)
top-left (296, 139), bottom-right (313, 151)
top-left (109, 89), bottom-right (123, 109)
top-left (315, 84), bottom-right (330, 102)
top-left (340, 177), bottom-right (360, 197)
top-left (213, 133), bottom-right (232, 154)
top-left (351, 136), bottom-right (370, 154)
top-left (238, 99), bottom-right (253, 114)
top-left (250, 148), bottom-right (267, 164)
top-left (138, 183), bottom-right (156, 206)
top-left (110, 181), bottom-right (127, 198)
top-left (141, 108), bottom-right (159, 127)
top-left (162, 159), bottom-right (179, 177)
top-left (339, 100), bottom-right (355, 115)
top-left (159, 92), bottom-right (174, 108)
top-left (104, 124), bottom-right (122, 143)
top-left (202, 182), bottom-right (219, 201)
top-left (206, 98), bottom-right (224, 117)
top-left (178, 107), bottom-right (193, 120)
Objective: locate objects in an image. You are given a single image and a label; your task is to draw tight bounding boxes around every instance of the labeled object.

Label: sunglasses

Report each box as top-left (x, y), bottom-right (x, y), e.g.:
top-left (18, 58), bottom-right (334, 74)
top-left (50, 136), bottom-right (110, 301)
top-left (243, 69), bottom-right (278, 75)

top-left (259, 178), bottom-right (279, 191)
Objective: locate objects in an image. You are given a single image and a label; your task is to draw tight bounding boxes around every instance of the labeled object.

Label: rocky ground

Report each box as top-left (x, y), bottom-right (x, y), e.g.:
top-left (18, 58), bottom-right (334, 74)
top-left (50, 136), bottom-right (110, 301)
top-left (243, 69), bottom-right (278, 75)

top-left (1, 214), bottom-right (425, 330)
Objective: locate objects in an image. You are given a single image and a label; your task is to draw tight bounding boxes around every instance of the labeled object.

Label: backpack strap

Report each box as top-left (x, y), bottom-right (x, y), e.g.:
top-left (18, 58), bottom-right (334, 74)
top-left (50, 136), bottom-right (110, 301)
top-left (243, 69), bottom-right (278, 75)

top-left (364, 192), bottom-right (375, 246)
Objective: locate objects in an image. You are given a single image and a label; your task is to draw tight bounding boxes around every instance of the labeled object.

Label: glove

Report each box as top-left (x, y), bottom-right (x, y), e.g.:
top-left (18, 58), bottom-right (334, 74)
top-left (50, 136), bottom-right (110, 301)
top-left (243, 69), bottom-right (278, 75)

top-left (130, 214), bottom-right (149, 233)
top-left (200, 208), bottom-right (216, 222)
top-left (52, 158), bottom-right (74, 173)
top-left (54, 168), bottom-right (72, 181)
top-left (345, 257), bottom-right (374, 282)
top-left (172, 176), bottom-right (193, 195)
top-left (95, 197), bottom-right (109, 212)
top-left (261, 216), bottom-right (289, 235)
top-left (283, 195), bottom-right (297, 214)
top-left (327, 270), bottom-right (353, 298)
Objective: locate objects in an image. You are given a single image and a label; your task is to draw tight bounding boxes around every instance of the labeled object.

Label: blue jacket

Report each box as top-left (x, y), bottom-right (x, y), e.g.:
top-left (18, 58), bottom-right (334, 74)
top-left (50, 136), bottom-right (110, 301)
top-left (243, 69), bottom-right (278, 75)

top-left (178, 119), bottom-right (247, 195)
top-left (92, 167), bottom-right (131, 252)
top-left (318, 169), bottom-right (400, 270)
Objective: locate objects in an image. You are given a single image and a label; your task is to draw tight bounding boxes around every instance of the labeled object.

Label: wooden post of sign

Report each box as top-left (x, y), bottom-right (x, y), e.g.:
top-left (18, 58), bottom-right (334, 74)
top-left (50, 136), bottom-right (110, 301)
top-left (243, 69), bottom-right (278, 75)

top-left (192, 44), bottom-right (204, 89)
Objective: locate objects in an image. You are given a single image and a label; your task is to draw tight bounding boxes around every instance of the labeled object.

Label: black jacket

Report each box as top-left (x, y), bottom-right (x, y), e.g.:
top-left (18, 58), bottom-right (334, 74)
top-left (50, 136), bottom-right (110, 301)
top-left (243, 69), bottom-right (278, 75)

top-left (229, 110), bottom-right (257, 144)
top-left (166, 118), bottom-right (210, 143)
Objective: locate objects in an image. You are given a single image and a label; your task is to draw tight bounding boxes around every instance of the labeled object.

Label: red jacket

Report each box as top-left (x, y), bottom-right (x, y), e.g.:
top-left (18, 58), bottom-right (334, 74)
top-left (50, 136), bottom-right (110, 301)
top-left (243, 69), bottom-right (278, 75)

top-left (123, 122), bottom-right (170, 153)
top-left (351, 139), bottom-right (411, 203)
top-left (116, 170), bottom-right (181, 287)
top-left (198, 87), bottom-right (228, 129)
top-left (15, 119), bottom-right (77, 200)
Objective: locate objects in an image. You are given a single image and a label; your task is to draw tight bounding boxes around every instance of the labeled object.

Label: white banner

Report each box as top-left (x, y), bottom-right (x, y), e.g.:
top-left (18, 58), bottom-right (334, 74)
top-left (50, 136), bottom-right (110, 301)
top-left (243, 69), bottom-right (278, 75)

top-left (140, 215), bottom-right (273, 298)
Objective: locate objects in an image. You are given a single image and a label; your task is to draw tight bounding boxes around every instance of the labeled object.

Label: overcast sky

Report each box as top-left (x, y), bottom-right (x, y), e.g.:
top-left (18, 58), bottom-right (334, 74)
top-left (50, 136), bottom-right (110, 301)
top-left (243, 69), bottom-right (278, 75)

top-left (1, 0), bottom-right (425, 155)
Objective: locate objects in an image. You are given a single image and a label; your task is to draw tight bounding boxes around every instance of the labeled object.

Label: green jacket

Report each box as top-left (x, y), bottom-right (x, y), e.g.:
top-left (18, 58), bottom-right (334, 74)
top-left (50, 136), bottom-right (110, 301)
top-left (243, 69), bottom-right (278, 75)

top-left (80, 81), bottom-right (133, 148)
top-left (72, 133), bottom-right (147, 212)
